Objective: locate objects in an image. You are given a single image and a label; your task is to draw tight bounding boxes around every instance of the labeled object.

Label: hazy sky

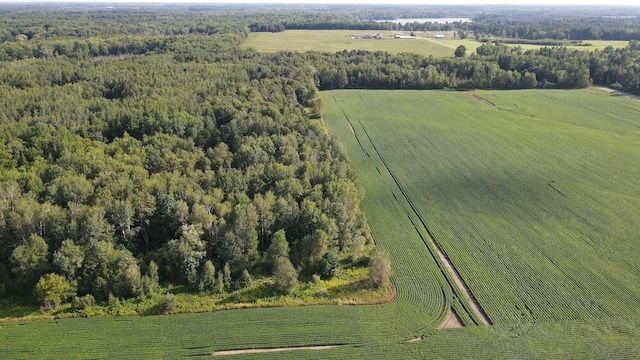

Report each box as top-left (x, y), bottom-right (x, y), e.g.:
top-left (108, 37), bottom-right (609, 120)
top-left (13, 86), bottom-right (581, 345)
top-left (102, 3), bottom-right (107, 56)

top-left (1, 0), bottom-right (639, 5)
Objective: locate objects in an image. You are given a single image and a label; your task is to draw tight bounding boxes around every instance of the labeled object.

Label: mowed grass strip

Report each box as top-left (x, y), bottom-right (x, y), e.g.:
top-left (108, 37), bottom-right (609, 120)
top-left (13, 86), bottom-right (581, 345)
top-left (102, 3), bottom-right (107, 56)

top-left (321, 89), bottom-right (640, 325)
top-left (243, 30), bottom-right (455, 57)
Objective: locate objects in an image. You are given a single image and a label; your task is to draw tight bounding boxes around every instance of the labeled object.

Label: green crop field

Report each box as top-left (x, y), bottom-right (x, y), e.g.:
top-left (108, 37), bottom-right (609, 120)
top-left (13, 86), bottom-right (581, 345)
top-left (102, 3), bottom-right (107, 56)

top-left (322, 89), bottom-right (640, 325)
top-left (4, 89), bottom-right (640, 358)
top-left (243, 30), bottom-right (455, 57)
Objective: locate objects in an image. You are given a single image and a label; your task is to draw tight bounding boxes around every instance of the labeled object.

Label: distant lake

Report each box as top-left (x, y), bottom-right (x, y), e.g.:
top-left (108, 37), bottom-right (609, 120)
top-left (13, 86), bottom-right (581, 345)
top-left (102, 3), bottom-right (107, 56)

top-left (375, 18), bottom-right (472, 25)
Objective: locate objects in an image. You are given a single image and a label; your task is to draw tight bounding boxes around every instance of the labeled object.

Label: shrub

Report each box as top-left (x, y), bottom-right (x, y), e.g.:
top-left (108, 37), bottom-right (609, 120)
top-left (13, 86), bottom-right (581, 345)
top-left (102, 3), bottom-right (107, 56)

top-left (108, 293), bottom-right (120, 307)
top-left (240, 269), bottom-right (253, 289)
top-left (198, 260), bottom-right (216, 293)
top-left (72, 294), bottom-right (96, 311)
top-left (215, 272), bottom-right (225, 294)
top-left (158, 293), bottom-right (177, 314)
top-left (141, 261), bottom-right (160, 296)
top-left (315, 288), bottom-right (329, 298)
top-left (318, 251), bottom-right (338, 279)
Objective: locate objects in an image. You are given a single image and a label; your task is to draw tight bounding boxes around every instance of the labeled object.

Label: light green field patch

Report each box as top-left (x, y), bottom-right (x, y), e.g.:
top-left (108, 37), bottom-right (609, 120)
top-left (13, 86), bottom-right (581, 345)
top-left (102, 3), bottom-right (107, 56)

top-left (243, 30), bottom-right (455, 57)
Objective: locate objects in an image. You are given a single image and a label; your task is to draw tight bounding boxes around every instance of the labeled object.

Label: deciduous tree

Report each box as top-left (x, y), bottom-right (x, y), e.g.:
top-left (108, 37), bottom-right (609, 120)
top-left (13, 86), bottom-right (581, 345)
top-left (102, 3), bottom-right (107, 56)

top-left (273, 257), bottom-right (297, 294)
top-left (368, 252), bottom-right (392, 288)
top-left (35, 273), bottom-right (75, 309)
top-left (198, 260), bottom-right (216, 293)
top-left (11, 234), bottom-right (49, 288)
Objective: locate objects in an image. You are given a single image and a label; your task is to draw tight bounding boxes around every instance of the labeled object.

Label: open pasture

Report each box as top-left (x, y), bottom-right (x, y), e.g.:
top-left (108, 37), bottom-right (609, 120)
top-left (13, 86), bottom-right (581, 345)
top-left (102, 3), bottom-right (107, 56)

top-left (322, 88), bottom-right (640, 326)
top-left (243, 30), bottom-right (629, 58)
top-left (432, 37), bottom-right (630, 53)
top-left (243, 30), bottom-right (455, 57)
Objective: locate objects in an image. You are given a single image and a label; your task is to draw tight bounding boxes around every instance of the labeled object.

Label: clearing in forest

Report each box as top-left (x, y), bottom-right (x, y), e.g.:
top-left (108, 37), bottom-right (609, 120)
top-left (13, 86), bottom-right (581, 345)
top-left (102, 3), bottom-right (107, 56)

top-left (243, 30), bottom-right (454, 57)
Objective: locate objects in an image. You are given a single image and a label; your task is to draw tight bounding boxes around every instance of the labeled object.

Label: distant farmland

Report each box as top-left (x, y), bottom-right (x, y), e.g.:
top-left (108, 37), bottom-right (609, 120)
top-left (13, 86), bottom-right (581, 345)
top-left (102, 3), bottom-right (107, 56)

top-left (243, 30), bottom-right (630, 57)
top-left (243, 30), bottom-right (455, 57)
top-left (322, 89), bottom-right (640, 325)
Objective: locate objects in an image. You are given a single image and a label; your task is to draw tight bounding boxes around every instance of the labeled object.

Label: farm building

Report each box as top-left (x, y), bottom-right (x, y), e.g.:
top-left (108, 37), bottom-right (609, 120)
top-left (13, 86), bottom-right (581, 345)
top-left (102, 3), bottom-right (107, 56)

top-left (435, 34), bottom-right (446, 39)
top-left (394, 34), bottom-right (416, 39)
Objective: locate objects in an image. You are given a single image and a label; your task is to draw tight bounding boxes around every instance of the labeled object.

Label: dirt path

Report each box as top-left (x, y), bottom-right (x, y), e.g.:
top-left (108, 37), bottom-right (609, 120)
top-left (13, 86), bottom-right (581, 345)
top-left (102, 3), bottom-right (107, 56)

top-left (213, 345), bottom-right (339, 356)
top-left (420, 37), bottom-right (457, 50)
top-left (429, 236), bottom-right (490, 325)
top-left (593, 86), bottom-right (640, 101)
top-left (407, 310), bottom-right (463, 342)
top-left (438, 310), bottom-right (464, 329)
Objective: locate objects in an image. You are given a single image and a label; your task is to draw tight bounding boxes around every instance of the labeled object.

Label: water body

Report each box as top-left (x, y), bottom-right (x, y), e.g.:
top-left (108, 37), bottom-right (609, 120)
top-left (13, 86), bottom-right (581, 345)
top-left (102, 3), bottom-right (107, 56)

top-left (375, 18), bottom-right (472, 24)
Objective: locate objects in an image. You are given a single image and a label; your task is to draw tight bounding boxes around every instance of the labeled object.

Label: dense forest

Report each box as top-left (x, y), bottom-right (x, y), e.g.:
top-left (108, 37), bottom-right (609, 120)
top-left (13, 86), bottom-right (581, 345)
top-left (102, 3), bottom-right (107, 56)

top-left (2, 4), bottom-right (640, 311)
top-left (0, 16), bottom-right (375, 309)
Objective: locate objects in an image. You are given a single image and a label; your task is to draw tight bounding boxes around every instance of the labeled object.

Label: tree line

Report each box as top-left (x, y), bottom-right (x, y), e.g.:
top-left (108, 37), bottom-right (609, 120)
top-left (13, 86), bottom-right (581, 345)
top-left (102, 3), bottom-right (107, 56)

top-left (303, 41), bottom-right (640, 94)
top-left (5, 31), bottom-right (640, 94)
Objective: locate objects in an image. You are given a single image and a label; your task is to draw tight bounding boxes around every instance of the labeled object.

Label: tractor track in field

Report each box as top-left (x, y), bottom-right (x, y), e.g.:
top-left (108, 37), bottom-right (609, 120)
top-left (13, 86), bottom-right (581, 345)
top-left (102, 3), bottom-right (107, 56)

top-left (419, 37), bottom-right (457, 50)
top-left (351, 116), bottom-right (491, 326)
top-left (342, 110), bottom-right (370, 158)
top-left (213, 345), bottom-right (342, 356)
top-left (547, 181), bottom-right (569, 199)
top-left (439, 310), bottom-right (463, 329)
top-left (468, 92), bottom-right (496, 107)
top-left (594, 86), bottom-right (640, 101)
